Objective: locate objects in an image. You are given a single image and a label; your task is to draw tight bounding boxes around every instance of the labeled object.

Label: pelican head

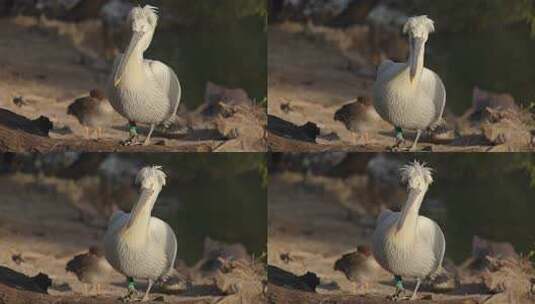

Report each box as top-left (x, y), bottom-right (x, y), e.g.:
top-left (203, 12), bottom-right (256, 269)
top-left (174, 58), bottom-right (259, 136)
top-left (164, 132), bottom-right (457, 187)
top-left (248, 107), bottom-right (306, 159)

top-left (114, 5), bottom-right (159, 87)
top-left (135, 166), bottom-right (166, 192)
top-left (403, 15), bottom-right (435, 82)
top-left (400, 161), bottom-right (433, 192)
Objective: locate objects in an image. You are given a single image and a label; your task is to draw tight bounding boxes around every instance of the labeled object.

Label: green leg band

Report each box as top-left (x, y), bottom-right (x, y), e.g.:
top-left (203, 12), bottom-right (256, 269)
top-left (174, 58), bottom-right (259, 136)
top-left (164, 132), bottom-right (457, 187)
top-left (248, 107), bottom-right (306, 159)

top-left (395, 127), bottom-right (404, 141)
top-left (129, 125), bottom-right (138, 136)
top-left (127, 277), bottom-right (135, 290)
top-left (394, 275), bottom-right (403, 290)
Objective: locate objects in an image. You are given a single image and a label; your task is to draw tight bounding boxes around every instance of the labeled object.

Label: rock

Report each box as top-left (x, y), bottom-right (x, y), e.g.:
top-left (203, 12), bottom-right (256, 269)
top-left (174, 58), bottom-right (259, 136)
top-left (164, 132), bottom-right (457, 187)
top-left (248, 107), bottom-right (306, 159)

top-left (366, 4), bottom-right (408, 28)
top-left (100, 0), bottom-right (132, 59)
top-left (283, 0), bottom-right (353, 24)
top-left (472, 236), bottom-right (520, 261)
top-left (480, 256), bottom-right (534, 301)
top-left (0, 108), bottom-right (53, 137)
top-left (470, 87), bottom-right (520, 122)
top-left (198, 237), bottom-right (251, 276)
top-left (328, 0), bottom-right (380, 27)
top-left (268, 115), bottom-right (320, 143)
top-left (202, 82), bottom-right (253, 116)
top-left (481, 118), bottom-right (531, 148)
top-left (2, 0), bottom-right (106, 20)
top-left (268, 265), bottom-right (320, 292)
top-left (0, 266), bottom-right (51, 294)
top-left (214, 258), bottom-right (265, 303)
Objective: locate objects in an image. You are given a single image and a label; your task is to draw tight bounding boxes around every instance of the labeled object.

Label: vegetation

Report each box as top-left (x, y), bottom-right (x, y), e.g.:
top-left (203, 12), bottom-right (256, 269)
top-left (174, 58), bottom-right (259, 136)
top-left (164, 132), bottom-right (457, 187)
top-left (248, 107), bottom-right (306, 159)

top-left (159, 0), bottom-right (267, 26)
top-left (410, 0), bottom-right (535, 34)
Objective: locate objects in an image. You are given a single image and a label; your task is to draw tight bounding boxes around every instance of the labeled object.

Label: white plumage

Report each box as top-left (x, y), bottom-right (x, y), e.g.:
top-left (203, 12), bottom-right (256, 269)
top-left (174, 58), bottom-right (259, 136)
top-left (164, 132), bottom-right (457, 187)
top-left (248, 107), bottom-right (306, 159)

top-left (373, 15), bottom-right (446, 151)
top-left (103, 166), bottom-right (177, 302)
top-left (371, 161), bottom-right (445, 300)
top-left (108, 5), bottom-right (181, 146)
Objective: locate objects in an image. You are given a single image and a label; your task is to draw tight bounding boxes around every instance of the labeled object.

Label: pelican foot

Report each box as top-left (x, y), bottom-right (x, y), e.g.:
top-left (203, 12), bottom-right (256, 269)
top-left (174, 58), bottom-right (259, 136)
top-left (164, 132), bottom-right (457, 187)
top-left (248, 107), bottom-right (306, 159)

top-left (389, 141), bottom-right (406, 152)
top-left (121, 135), bottom-right (141, 146)
top-left (142, 137), bottom-right (151, 146)
top-left (119, 288), bottom-right (139, 303)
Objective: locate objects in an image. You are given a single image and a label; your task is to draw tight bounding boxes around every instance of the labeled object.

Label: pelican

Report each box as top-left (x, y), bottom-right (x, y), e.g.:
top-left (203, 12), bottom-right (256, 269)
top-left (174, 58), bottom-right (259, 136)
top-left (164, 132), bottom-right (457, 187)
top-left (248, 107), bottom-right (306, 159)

top-left (373, 16), bottom-right (446, 151)
top-left (103, 166), bottom-right (177, 302)
top-left (371, 161), bottom-right (445, 300)
top-left (108, 5), bottom-right (181, 146)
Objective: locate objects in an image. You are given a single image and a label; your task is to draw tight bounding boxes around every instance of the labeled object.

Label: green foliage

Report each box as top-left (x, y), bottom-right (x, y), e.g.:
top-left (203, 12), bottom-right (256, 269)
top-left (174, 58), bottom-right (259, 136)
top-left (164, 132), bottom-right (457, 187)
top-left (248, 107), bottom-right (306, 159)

top-left (411, 0), bottom-right (535, 33)
top-left (519, 155), bottom-right (535, 188)
top-left (160, 0), bottom-right (267, 26)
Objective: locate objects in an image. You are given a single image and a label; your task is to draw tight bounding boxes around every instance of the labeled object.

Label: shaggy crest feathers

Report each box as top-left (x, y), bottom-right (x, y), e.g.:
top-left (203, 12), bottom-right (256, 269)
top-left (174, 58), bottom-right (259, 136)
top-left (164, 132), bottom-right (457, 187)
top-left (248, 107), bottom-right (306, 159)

top-left (129, 5), bottom-right (159, 28)
top-left (400, 161), bottom-right (433, 190)
top-left (135, 166), bottom-right (166, 190)
top-left (403, 15), bottom-right (435, 36)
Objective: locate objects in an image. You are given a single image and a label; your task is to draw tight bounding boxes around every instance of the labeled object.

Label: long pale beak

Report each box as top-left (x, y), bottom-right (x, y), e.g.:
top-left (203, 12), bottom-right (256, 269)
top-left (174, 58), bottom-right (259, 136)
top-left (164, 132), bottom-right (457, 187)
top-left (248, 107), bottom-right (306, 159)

top-left (126, 188), bottom-right (154, 229)
top-left (409, 37), bottom-right (425, 82)
top-left (114, 31), bottom-right (144, 87)
top-left (396, 188), bottom-right (422, 232)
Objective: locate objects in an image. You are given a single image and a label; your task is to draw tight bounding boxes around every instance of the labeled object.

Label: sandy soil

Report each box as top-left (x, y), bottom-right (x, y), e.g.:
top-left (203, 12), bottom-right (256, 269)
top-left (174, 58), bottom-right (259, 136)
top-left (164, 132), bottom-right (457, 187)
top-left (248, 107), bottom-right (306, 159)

top-left (0, 173), bottom-right (263, 303)
top-left (267, 23), bottom-right (535, 152)
top-left (0, 16), bottom-right (265, 152)
top-left (267, 172), bottom-right (495, 303)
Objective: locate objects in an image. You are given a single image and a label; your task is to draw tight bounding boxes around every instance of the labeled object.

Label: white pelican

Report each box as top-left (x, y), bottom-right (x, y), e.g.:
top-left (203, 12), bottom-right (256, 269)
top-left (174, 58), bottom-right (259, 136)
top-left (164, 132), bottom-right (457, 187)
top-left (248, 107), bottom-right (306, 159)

top-left (371, 161), bottom-right (445, 300)
top-left (108, 5), bottom-right (181, 146)
top-left (103, 166), bottom-right (177, 302)
top-left (373, 16), bottom-right (446, 151)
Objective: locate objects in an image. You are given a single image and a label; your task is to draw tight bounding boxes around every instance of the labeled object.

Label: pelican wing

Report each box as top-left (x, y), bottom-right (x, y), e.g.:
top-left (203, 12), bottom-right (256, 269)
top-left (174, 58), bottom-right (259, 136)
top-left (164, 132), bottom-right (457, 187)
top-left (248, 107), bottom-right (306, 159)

top-left (377, 59), bottom-right (396, 77)
top-left (422, 69), bottom-right (446, 125)
top-left (108, 210), bottom-right (128, 228)
top-left (146, 60), bottom-right (182, 126)
top-left (376, 209), bottom-right (396, 226)
top-left (417, 216), bottom-right (445, 275)
top-left (149, 217), bottom-right (178, 274)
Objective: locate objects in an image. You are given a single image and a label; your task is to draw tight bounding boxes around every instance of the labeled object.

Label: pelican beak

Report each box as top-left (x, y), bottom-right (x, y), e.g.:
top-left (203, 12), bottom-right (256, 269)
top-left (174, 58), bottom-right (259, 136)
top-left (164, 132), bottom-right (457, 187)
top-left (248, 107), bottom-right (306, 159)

top-left (114, 31), bottom-right (144, 87)
top-left (126, 188), bottom-right (154, 229)
top-left (409, 37), bottom-right (425, 82)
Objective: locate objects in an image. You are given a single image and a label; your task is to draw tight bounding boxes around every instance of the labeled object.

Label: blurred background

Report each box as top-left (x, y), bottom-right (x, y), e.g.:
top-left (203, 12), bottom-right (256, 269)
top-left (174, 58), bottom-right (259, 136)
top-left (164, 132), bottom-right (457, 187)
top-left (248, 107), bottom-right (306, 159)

top-left (0, 152), bottom-right (267, 265)
top-left (269, 0), bottom-right (535, 113)
top-left (267, 0), bottom-right (535, 151)
top-left (0, 0), bottom-right (267, 152)
top-left (268, 152), bottom-right (535, 301)
top-left (269, 152), bottom-right (535, 262)
top-left (0, 0), bottom-right (267, 107)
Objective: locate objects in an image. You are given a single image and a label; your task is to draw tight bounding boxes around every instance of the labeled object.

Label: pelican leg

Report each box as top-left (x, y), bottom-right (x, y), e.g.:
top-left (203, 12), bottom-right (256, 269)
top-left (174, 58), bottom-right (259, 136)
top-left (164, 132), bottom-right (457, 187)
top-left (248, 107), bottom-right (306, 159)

top-left (120, 277), bottom-right (138, 303)
top-left (143, 124), bottom-right (155, 146)
top-left (388, 275), bottom-right (405, 301)
top-left (390, 127), bottom-right (404, 151)
top-left (122, 122), bottom-right (140, 146)
top-left (410, 130), bottom-right (422, 151)
top-left (141, 279), bottom-right (154, 302)
top-left (410, 278), bottom-right (422, 300)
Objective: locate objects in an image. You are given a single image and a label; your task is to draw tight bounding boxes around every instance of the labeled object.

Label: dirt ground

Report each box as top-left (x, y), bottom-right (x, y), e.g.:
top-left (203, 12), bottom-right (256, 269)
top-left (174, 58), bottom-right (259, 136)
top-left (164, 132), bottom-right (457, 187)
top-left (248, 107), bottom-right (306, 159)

top-left (0, 173), bottom-right (264, 304)
top-left (267, 23), bottom-right (535, 153)
top-left (0, 16), bottom-right (265, 152)
top-left (267, 172), bottom-right (515, 303)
